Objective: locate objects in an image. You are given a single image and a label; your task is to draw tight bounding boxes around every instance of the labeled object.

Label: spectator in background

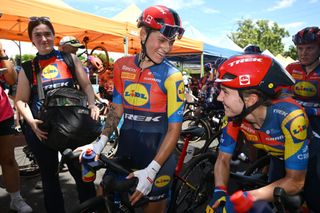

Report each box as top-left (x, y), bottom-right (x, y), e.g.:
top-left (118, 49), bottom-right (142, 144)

top-left (0, 41), bottom-right (32, 213)
top-left (60, 36), bottom-right (108, 105)
top-left (59, 35), bottom-right (85, 54)
top-left (285, 26), bottom-right (320, 212)
top-left (15, 17), bottom-right (98, 213)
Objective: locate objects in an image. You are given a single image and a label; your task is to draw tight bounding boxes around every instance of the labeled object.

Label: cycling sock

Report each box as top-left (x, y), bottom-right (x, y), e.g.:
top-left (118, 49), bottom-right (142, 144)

top-left (9, 191), bottom-right (22, 200)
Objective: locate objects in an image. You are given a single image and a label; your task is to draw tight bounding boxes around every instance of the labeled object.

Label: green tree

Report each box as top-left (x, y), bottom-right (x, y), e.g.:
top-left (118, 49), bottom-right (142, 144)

top-left (283, 45), bottom-right (298, 60)
top-left (229, 19), bottom-right (289, 55)
top-left (15, 54), bottom-right (36, 63)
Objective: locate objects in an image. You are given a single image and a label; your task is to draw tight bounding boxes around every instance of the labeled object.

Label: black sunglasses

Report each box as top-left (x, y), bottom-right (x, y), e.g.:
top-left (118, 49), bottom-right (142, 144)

top-left (29, 16), bottom-right (51, 22)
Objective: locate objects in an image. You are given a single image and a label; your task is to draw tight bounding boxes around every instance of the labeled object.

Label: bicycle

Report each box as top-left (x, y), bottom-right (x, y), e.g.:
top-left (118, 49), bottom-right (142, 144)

top-left (77, 36), bottom-right (110, 75)
top-left (171, 146), bottom-right (307, 213)
top-left (64, 126), bottom-right (208, 213)
top-left (177, 108), bottom-right (224, 156)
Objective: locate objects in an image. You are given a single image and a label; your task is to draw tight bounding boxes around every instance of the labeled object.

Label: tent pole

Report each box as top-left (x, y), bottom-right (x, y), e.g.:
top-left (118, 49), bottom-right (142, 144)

top-left (200, 53), bottom-right (204, 78)
top-left (124, 36), bottom-right (128, 56)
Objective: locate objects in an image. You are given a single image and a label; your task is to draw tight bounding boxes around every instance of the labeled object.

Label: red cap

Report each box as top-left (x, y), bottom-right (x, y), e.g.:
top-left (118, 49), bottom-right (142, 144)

top-left (85, 149), bottom-right (93, 156)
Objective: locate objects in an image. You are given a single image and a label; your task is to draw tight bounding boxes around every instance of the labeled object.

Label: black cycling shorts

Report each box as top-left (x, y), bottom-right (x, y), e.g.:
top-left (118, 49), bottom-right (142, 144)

top-left (0, 116), bottom-right (15, 136)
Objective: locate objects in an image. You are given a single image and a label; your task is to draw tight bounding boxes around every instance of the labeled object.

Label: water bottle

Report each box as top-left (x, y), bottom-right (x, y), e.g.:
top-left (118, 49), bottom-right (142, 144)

top-left (230, 190), bottom-right (253, 213)
top-left (81, 149), bottom-right (96, 182)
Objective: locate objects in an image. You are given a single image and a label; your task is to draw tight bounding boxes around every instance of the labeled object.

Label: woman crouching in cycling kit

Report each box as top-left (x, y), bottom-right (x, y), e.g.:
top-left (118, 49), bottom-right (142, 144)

top-left (206, 54), bottom-right (310, 212)
top-left (76, 5), bottom-right (185, 213)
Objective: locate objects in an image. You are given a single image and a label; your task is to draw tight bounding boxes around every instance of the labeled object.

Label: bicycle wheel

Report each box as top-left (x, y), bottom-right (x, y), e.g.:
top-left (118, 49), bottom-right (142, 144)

top-left (15, 145), bottom-right (40, 177)
top-left (172, 152), bottom-right (217, 213)
top-left (71, 196), bottom-right (111, 213)
top-left (176, 117), bottom-right (211, 156)
top-left (89, 46), bottom-right (110, 74)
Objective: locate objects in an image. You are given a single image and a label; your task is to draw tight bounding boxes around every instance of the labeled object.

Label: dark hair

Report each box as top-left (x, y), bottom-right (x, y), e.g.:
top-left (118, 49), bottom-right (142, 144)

top-left (240, 88), bottom-right (281, 106)
top-left (28, 18), bottom-right (55, 40)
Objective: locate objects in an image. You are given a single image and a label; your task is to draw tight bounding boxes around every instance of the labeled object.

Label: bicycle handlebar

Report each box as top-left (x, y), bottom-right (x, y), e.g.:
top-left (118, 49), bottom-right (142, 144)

top-left (273, 187), bottom-right (303, 213)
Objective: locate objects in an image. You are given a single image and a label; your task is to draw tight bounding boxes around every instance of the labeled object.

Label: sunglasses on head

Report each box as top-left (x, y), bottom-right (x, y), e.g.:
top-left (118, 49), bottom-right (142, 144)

top-left (29, 16), bottom-right (51, 22)
top-left (159, 24), bottom-right (185, 40)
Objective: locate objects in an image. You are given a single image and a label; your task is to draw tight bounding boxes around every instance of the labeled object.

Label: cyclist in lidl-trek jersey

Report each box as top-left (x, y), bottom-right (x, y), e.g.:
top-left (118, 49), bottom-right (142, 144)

top-left (285, 26), bottom-right (320, 212)
top-left (75, 5), bottom-right (185, 213)
top-left (206, 54), bottom-right (309, 213)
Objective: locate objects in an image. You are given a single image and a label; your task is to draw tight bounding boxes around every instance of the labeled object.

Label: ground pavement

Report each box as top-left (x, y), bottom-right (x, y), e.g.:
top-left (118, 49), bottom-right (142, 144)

top-left (0, 133), bottom-right (106, 213)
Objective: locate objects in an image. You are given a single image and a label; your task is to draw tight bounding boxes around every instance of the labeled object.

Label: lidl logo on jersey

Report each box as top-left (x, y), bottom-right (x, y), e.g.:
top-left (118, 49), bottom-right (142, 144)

top-left (294, 81), bottom-right (317, 97)
top-left (154, 175), bottom-right (170, 188)
top-left (42, 64), bottom-right (60, 80)
top-left (124, 82), bottom-right (150, 108)
top-left (176, 81), bottom-right (184, 102)
top-left (290, 116), bottom-right (307, 140)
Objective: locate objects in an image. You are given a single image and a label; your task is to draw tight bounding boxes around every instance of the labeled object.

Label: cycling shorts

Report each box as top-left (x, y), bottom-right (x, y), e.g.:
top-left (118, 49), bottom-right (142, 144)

top-left (0, 116), bottom-right (15, 136)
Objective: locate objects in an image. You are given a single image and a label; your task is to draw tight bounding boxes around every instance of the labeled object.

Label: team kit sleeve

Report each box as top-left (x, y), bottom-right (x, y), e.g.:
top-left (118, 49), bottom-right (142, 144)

top-left (219, 119), bottom-right (239, 154)
top-left (112, 60), bottom-right (123, 105)
top-left (164, 71), bottom-right (185, 123)
top-left (281, 108), bottom-right (309, 170)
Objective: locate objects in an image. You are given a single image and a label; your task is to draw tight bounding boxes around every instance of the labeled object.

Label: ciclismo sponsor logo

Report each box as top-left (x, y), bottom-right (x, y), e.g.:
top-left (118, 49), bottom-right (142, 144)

top-left (273, 109), bottom-right (288, 117)
top-left (294, 81), bottom-right (317, 97)
top-left (42, 65), bottom-right (59, 79)
top-left (124, 83), bottom-right (149, 106)
top-left (298, 145), bottom-right (309, 160)
top-left (44, 82), bottom-right (71, 91)
top-left (124, 113), bottom-right (162, 122)
top-left (154, 175), bottom-right (171, 188)
top-left (228, 57), bottom-right (263, 67)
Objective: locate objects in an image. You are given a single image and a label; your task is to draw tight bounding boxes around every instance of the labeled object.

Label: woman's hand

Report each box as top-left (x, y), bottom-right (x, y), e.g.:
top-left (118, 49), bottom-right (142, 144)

top-left (29, 119), bottom-right (48, 141)
top-left (88, 104), bottom-right (100, 120)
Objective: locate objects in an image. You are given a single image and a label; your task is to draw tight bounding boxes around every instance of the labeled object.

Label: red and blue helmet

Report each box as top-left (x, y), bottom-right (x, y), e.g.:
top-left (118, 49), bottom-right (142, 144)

top-left (292, 26), bottom-right (320, 45)
top-left (137, 5), bottom-right (184, 40)
top-left (216, 54), bottom-right (295, 96)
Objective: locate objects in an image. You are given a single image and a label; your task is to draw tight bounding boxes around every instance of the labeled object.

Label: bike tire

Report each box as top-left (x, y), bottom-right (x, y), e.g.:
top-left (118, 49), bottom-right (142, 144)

top-left (176, 117), bottom-right (211, 156)
top-left (71, 196), bottom-right (111, 213)
top-left (244, 154), bottom-right (270, 176)
top-left (171, 152), bottom-right (217, 213)
top-left (90, 46), bottom-right (110, 74)
top-left (15, 145), bottom-right (40, 177)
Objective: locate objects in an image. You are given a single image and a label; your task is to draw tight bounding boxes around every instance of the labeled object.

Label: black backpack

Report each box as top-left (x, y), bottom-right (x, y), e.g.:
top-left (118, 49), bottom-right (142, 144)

top-left (21, 52), bottom-right (102, 151)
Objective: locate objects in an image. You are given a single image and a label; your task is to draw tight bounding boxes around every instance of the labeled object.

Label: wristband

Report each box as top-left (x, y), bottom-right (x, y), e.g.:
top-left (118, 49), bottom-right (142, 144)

top-left (148, 160), bottom-right (161, 174)
top-left (92, 135), bottom-right (108, 154)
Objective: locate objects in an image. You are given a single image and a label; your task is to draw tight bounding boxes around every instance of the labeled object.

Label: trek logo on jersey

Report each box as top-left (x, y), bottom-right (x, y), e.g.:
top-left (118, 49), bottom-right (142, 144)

top-left (154, 175), bottom-right (170, 188)
top-left (239, 75), bottom-right (250, 85)
top-left (290, 116), bottom-right (307, 140)
top-left (294, 81), bottom-right (317, 97)
top-left (177, 81), bottom-right (184, 101)
top-left (42, 64), bottom-right (60, 79)
top-left (124, 83), bottom-right (150, 107)
top-left (124, 113), bottom-right (161, 122)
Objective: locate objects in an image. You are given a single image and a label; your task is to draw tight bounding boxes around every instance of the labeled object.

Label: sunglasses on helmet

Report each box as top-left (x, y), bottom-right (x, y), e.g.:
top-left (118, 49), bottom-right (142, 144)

top-left (292, 32), bottom-right (319, 45)
top-left (29, 16), bottom-right (51, 22)
top-left (65, 40), bottom-right (81, 44)
top-left (160, 24), bottom-right (185, 40)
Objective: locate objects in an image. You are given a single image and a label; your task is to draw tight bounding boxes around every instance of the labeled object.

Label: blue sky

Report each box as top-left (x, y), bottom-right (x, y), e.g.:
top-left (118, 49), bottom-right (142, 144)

top-left (64, 0), bottom-right (319, 50)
